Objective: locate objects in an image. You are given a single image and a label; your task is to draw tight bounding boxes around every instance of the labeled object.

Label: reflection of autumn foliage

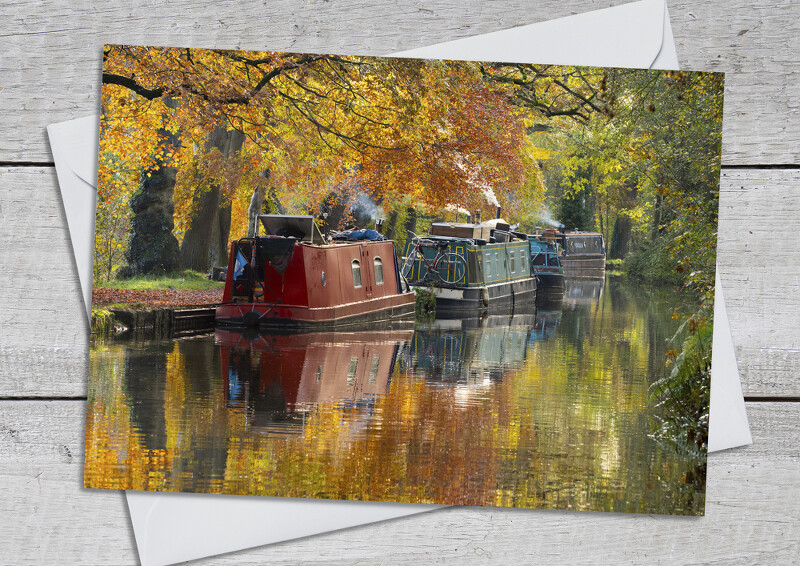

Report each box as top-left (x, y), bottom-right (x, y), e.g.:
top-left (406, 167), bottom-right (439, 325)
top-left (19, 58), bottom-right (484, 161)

top-left (85, 283), bottom-right (706, 514)
top-left (84, 410), bottom-right (172, 491)
top-left (84, 348), bottom-right (173, 491)
top-left (92, 287), bottom-right (222, 307)
top-left (221, 376), bottom-right (504, 505)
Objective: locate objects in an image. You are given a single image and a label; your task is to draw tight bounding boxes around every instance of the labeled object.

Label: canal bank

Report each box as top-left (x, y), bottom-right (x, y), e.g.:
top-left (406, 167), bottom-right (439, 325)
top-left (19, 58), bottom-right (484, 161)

top-left (91, 306), bottom-right (216, 338)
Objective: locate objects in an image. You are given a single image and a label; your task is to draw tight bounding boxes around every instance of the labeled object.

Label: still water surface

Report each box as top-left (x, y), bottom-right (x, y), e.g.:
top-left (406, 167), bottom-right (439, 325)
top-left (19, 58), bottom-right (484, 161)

top-left (86, 276), bottom-right (706, 515)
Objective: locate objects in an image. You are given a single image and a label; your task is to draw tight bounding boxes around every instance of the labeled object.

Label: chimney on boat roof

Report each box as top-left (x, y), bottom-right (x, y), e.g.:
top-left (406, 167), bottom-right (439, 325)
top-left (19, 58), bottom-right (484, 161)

top-left (496, 206), bottom-right (502, 219)
top-left (375, 218), bottom-right (384, 233)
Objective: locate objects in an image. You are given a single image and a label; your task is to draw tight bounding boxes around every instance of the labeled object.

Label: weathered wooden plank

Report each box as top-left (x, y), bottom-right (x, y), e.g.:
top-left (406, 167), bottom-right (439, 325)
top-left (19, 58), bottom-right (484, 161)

top-left (669, 1), bottom-right (800, 165)
top-left (3, 167), bottom-right (798, 397)
top-left (717, 169), bottom-right (800, 396)
top-left (0, 400), bottom-right (797, 564)
top-left (0, 0), bottom-right (798, 165)
top-left (0, 167), bottom-right (89, 397)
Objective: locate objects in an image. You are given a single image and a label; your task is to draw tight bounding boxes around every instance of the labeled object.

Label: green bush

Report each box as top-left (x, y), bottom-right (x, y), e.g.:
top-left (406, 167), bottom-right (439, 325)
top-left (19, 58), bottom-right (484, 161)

top-left (649, 310), bottom-right (712, 460)
top-left (624, 235), bottom-right (683, 286)
top-left (414, 287), bottom-right (436, 320)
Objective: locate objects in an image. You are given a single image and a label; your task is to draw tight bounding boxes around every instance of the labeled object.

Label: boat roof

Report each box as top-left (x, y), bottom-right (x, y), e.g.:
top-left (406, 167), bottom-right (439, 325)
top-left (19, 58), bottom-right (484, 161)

top-left (258, 214), bottom-right (325, 244)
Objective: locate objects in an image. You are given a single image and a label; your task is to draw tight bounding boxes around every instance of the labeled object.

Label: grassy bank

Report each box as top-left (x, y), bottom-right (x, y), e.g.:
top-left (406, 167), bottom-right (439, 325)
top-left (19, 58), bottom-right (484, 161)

top-left (94, 270), bottom-right (223, 291)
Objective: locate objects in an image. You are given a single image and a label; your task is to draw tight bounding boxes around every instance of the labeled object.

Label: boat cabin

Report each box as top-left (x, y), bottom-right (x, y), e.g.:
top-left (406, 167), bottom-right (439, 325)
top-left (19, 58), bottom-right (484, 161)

top-left (542, 229), bottom-right (606, 279)
top-left (402, 221), bottom-right (537, 316)
top-left (216, 215), bottom-right (415, 329)
top-left (528, 238), bottom-right (564, 299)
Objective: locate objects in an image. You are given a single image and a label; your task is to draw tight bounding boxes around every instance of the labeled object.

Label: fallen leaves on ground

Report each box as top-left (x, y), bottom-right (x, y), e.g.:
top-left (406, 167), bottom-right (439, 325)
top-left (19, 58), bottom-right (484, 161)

top-left (93, 287), bottom-right (223, 308)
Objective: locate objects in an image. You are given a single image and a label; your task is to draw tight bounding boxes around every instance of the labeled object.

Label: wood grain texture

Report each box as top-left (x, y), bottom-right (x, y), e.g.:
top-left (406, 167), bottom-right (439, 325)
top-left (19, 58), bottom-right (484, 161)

top-left (0, 0), bottom-right (799, 164)
top-left (3, 167), bottom-right (798, 397)
top-left (717, 169), bottom-right (800, 396)
top-left (669, 1), bottom-right (800, 165)
top-left (1, 1), bottom-right (799, 564)
top-left (0, 400), bottom-right (797, 565)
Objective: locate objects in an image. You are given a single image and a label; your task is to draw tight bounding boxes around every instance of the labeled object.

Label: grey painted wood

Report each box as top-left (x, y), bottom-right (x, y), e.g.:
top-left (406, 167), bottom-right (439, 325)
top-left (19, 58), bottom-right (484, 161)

top-left (1, 0), bottom-right (799, 564)
top-left (0, 0), bottom-right (798, 165)
top-left (717, 169), bottom-right (800, 397)
top-left (2, 167), bottom-right (797, 397)
top-left (1, 400), bottom-right (797, 564)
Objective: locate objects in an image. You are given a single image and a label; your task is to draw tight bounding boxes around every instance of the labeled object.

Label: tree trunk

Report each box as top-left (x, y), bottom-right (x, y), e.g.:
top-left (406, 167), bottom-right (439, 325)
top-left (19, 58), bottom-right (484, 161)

top-left (609, 215), bottom-right (632, 259)
top-left (404, 206), bottom-right (417, 238)
top-left (383, 209), bottom-right (399, 240)
top-left (247, 170), bottom-right (269, 238)
top-left (179, 125), bottom-right (245, 272)
top-left (125, 99), bottom-right (181, 276)
top-left (180, 185), bottom-right (221, 272)
top-left (214, 203), bottom-right (232, 264)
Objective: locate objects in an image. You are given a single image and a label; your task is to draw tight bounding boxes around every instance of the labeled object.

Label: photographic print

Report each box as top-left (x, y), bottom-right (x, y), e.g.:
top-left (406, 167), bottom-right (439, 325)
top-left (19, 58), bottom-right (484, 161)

top-left (86, 45), bottom-right (723, 515)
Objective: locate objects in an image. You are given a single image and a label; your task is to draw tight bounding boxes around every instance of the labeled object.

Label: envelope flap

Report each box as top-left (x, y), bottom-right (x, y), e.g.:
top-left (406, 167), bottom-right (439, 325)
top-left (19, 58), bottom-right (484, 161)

top-left (393, 0), bottom-right (666, 69)
top-left (47, 115), bottom-right (100, 187)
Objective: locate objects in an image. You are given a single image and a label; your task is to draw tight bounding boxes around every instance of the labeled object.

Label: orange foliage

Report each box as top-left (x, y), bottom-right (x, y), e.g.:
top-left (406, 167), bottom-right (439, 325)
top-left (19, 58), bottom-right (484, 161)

top-left (99, 46), bottom-right (543, 235)
top-left (92, 287), bottom-right (222, 307)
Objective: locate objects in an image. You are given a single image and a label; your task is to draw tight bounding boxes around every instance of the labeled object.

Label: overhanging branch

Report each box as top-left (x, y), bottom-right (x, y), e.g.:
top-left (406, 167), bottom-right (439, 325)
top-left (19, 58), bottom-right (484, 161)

top-left (102, 73), bottom-right (165, 100)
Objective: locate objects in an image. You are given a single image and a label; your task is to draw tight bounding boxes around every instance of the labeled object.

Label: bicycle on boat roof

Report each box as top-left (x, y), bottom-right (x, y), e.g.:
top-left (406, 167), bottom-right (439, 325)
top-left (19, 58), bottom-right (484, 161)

top-left (401, 232), bottom-right (468, 286)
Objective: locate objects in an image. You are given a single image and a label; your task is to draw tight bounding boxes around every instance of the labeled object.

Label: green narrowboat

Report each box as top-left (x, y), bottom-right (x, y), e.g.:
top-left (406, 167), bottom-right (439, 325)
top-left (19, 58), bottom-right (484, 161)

top-left (402, 222), bottom-right (537, 317)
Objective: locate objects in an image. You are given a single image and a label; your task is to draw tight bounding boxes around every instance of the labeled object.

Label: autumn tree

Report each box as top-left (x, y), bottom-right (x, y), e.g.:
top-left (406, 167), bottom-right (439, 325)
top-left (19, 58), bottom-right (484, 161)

top-left (123, 98), bottom-right (182, 275)
top-left (99, 46), bottom-right (541, 275)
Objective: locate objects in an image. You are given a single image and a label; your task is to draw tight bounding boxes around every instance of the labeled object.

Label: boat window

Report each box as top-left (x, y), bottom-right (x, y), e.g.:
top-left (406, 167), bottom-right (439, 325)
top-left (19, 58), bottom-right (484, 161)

top-left (346, 357), bottom-right (358, 386)
top-left (352, 259), bottom-right (362, 288)
top-left (368, 354), bottom-right (380, 384)
top-left (520, 251), bottom-right (527, 272)
top-left (566, 235), bottom-right (604, 254)
top-left (374, 257), bottom-right (384, 285)
top-left (485, 253), bottom-right (492, 278)
top-left (533, 253), bottom-right (546, 265)
top-left (510, 250), bottom-right (516, 273)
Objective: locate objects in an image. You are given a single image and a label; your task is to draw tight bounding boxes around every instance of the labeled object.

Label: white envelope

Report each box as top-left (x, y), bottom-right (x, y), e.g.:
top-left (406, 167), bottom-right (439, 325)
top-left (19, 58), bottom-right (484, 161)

top-left (48, 1), bottom-right (751, 564)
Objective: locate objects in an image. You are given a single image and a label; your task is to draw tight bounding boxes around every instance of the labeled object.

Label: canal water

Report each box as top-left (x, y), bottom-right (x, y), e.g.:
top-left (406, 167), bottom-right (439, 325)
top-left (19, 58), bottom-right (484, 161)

top-left (85, 276), bottom-right (706, 515)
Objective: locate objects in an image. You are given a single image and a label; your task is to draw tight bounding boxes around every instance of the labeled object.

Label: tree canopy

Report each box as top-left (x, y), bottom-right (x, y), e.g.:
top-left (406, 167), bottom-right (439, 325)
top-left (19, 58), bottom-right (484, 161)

top-left (96, 45), bottom-right (724, 302)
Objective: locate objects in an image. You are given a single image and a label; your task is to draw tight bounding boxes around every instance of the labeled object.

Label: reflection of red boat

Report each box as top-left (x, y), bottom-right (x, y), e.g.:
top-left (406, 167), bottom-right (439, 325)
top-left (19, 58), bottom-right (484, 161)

top-left (216, 215), bottom-right (416, 329)
top-left (217, 328), bottom-right (412, 431)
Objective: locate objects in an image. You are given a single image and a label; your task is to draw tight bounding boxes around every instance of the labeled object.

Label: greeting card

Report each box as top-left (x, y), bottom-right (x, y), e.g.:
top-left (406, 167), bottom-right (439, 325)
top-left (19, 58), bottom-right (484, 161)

top-left (85, 45), bottom-right (724, 516)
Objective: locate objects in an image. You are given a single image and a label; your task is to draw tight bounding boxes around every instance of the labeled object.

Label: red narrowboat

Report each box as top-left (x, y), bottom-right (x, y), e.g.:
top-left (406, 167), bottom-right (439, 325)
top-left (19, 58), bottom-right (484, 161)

top-left (216, 215), bottom-right (416, 330)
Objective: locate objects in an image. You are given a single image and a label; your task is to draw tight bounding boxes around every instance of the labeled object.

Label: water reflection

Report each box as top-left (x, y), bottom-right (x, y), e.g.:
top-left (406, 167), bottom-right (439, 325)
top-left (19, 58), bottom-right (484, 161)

top-left (408, 313), bottom-right (537, 383)
top-left (219, 329), bottom-right (411, 434)
top-left (86, 276), bottom-right (705, 514)
top-left (563, 277), bottom-right (604, 308)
